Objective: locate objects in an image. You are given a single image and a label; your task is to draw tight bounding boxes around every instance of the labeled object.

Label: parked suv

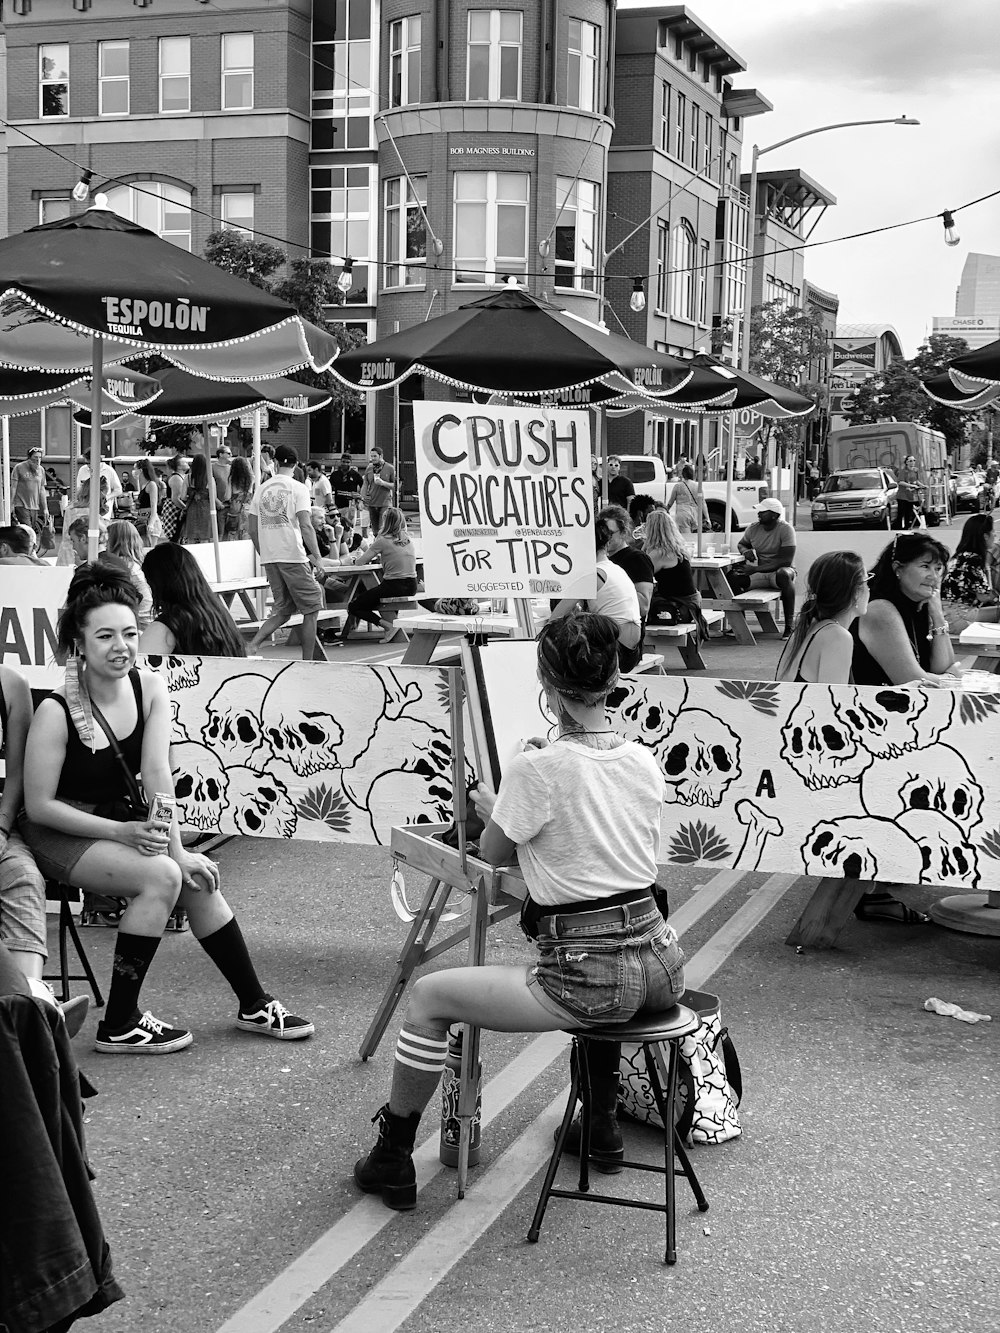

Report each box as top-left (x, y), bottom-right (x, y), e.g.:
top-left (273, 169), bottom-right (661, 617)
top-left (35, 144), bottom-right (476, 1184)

top-left (811, 468), bottom-right (898, 530)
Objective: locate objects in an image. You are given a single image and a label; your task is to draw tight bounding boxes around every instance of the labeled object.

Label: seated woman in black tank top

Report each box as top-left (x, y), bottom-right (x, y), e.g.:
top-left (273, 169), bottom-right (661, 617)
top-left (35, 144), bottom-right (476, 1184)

top-left (21, 564), bottom-right (313, 1055)
top-left (775, 551), bottom-right (867, 684)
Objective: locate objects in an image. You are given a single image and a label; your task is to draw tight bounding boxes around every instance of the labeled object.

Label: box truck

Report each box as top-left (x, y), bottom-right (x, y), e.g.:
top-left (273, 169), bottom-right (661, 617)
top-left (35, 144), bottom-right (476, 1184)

top-left (824, 423), bottom-right (950, 524)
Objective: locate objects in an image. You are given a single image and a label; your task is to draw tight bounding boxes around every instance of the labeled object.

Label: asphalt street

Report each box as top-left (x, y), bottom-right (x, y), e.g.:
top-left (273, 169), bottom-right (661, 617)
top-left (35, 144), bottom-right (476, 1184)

top-left (50, 509), bottom-right (999, 1333)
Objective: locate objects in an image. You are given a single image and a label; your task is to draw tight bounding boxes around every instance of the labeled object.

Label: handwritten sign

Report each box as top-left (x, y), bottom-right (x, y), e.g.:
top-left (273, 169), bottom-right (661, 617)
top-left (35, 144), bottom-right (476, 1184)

top-left (0, 567), bottom-right (73, 668)
top-left (411, 402), bottom-right (595, 601)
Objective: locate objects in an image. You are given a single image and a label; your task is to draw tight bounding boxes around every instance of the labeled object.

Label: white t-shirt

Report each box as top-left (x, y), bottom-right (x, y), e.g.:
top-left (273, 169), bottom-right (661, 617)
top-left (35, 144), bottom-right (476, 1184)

top-left (77, 460), bottom-right (123, 498)
top-left (491, 738), bottom-right (664, 906)
top-left (589, 558), bottom-right (640, 627)
top-left (247, 473), bottom-right (311, 565)
top-left (311, 473), bottom-right (333, 506)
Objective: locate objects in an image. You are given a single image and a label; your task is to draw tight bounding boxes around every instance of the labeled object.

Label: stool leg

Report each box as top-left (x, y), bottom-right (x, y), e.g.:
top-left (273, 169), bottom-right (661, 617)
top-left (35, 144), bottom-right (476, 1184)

top-left (527, 1041), bottom-right (582, 1243)
top-left (62, 895), bottom-right (105, 1007)
top-left (673, 1132), bottom-right (709, 1213)
top-left (57, 895), bottom-right (71, 1003)
top-left (646, 1040), bottom-right (681, 1265)
top-left (575, 1039), bottom-right (592, 1193)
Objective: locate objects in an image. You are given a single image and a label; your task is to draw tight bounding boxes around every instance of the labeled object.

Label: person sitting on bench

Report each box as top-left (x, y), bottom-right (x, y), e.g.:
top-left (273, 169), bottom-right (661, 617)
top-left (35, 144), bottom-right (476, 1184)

top-left (548, 517), bottom-right (643, 672)
top-left (336, 506), bottom-right (418, 645)
top-left (0, 666), bottom-right (48, 985)
top-left (731, 498), bottom-right (797, 636)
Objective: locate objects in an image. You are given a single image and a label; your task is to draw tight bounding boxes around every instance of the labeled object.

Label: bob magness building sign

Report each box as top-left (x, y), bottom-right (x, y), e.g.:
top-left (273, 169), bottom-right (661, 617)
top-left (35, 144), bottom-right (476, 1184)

top-left (450, 146), bottom-right (535, 156)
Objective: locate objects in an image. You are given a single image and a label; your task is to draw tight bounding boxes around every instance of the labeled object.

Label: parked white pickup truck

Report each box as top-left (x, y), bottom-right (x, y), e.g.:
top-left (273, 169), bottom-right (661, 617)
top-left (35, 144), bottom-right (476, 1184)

top-left (614, 455), bottom-right (770, 532)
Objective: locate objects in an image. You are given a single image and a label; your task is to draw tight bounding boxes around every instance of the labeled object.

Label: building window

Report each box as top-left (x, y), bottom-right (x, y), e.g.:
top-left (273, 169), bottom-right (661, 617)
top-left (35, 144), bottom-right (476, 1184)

top-left (656, 221), bottom-right (669, 312)
top-left (389, 16), bottom-right (421, 107)
top-left (702, 110), bottom-right (713, 175)
top-left (39, 44), bottom-right (69, 117)
top-left (39, 197), bottom-right (72, 225)
top-left (673, 91), bottom-right (685, 160)
top-left (312, 0), bottom-right (371, 151)
top-left (765, 275), bottom-right (798, 311)
top-left (659, 81), bottom-right (671, 153)
top-left (670, 218), bottom-right (696, 320)
top-left (222, 32), bottom-right (253, 110)
top-left (567, 19), bottom-right (599, 112)
top-left (689, 102), bottom-right (699, 168)
top-left (220, 192), bottom-right (254, 235)
top-left (454, 171), bottom-right (528, 284)
top-left (312, 165), bottom-right (372, 302)
top-left (467, 11), bottom-right (522, 101)
top-left (99, 41), bottom-right (129, 116)
top-left (106, 182), bottom-right (192, 251)
top-left (554, 178), bottom-right (599, 291)
top-left (384, 175), bottom-right (427, 288)
top-left (697, 238), bottom-right (711, 324)
top-left (159, 37), bottom-right (190, 114)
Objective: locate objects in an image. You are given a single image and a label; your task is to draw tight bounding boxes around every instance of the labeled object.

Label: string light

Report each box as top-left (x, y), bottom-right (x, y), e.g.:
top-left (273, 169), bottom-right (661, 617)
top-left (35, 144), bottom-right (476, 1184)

top-left (941, 210), bottom-right (961, 247)
top-left (336, 258), bottom-right (354, 294)
top-left (629, 277), bottom-right (646, 313)
top-left (71, 169), bottom-right (94, 203)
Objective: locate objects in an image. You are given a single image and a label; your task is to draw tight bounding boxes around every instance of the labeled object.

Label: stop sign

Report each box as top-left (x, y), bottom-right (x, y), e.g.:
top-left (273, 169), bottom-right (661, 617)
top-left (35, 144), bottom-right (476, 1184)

top-left (733, 407), bottom-right (763, 438)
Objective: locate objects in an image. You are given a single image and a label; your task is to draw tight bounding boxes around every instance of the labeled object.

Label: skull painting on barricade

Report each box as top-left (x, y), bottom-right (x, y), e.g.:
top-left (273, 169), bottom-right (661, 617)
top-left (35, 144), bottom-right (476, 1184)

top-left (201, 674), bottom-right (275, 771)
top-left (607, 678), bottom-right (687, 750)
top-left (170, 741), bottom-right (229, 832)
top-left (800, 815), bottom-right (925, 883)
top-left (834, 687), bottom-right (951, 760)
top-left (146, 654), bottom-right (201, 693)
top-left (260, 669), bottom-right (345, 777)
top-left (896, 809), bottom-right (981, 891)
top-left (658, 709), bottom-right (741, 808)
top-left (779, 689), bottom-right (874, 790)
top-left (219, 766), bottom-right (298, 839)
top-left (860, 744), bottom-right (984, 832)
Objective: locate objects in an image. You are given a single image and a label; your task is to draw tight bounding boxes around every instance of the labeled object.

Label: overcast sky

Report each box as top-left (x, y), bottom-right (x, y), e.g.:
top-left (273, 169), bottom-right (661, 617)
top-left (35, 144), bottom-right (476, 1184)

top-left (619, 0), bottom-right (1000, 356)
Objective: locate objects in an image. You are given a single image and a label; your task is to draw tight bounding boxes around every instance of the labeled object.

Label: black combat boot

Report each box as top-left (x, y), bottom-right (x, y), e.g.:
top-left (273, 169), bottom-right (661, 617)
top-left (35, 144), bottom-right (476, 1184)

top-left (561, 1073), bottom-right (625, 1174)
top-left (354, 1104), bottom-right (421, 1210)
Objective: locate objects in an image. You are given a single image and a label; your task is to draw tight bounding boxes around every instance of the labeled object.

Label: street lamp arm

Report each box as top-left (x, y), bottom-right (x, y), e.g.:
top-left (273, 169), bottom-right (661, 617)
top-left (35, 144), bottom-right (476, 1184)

top-left (756, 116), bottom-right (919, 159)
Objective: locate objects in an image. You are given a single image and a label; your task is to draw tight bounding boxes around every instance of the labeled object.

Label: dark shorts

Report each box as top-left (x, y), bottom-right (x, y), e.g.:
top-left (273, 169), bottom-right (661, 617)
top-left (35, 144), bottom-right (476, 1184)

top-left (265, 561), bottom-right (325, 617)
top-left (527, 895), bottom-right (685, 1026)
top-left (19, 805), bottom-right (101, 884)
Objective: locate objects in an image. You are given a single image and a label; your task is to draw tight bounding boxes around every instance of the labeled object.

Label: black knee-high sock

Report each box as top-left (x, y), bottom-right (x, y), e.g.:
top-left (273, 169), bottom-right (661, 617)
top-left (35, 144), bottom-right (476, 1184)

top-left (105, 932), bottom-right (162, 1029)
top-left (198, 918), bottom-right (265, 1010)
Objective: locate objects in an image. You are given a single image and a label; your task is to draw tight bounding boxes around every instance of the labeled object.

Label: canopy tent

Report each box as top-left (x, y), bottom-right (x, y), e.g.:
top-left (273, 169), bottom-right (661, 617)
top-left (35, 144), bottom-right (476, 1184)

top-left (0, 198), bottom-right (340, 556)
top-left (922, 369), bottom-right (1000, 411)
top-left (936, 338), bottom-right (1000, 397)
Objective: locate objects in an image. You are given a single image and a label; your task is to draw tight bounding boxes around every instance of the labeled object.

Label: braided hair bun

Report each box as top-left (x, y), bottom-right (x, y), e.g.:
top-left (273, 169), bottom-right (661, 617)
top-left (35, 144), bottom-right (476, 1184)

top-left (537, 612), bottom-right (619, 704)
top-left (57, 559), bottom-right (141, 657)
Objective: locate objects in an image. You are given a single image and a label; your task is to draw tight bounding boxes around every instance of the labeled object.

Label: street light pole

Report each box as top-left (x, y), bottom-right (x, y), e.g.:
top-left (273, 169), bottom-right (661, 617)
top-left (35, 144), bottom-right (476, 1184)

top-left (739, 115), bottom-right (919, 373)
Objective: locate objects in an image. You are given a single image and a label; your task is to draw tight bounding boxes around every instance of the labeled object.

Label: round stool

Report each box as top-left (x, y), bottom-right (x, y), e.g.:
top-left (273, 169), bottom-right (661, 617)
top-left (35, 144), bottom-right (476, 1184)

top-left (527, 1004), bottom-right (709, 1264)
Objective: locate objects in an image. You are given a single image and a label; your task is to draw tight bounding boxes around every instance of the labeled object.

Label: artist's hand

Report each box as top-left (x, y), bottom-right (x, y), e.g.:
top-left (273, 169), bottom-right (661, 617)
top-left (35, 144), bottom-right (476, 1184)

top-left (120, 819), bottom-right (170, 857)
top-left (176, 850), bottom-right (221, 894)
top-left (521, 736), bottom-right (547, 751)
top-left (471, 783), bottom-right (497, 822)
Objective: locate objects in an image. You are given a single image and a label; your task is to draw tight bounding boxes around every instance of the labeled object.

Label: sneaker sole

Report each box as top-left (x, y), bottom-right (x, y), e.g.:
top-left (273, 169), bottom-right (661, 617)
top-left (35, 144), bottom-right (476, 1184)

top-left (235, 1019), bottom-right (315, 1040)
top-left (94, 1031), bottom-right (194, 1054)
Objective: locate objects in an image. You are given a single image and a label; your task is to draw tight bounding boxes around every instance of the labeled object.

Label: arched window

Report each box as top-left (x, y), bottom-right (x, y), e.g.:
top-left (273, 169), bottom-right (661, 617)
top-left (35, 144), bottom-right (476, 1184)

top-left (106, 182), bottom-right (192, 250)
top-left (669, 218), bottom-right (696, 320)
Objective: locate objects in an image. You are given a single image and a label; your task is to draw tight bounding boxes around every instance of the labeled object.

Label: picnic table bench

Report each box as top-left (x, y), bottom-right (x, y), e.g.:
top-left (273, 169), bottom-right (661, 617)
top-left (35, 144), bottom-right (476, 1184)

top-left (702, 590), bottom-right (781, 646)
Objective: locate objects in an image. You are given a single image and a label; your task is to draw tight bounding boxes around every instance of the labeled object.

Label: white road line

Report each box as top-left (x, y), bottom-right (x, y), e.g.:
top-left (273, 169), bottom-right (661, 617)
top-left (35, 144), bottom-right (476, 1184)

top-left (213, 867), bottom-right (793, 1333)
top-left (322, 870), bottom-right (803, 1333)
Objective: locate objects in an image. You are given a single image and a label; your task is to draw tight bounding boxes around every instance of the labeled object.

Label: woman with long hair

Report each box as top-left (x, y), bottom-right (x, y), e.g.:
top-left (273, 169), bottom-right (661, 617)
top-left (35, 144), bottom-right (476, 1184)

top-left (775, 551), bottom-right (868, 683)
top-left (133, 457), bottom-right (160, 546)
top-left (353, 613), bottom-right (684, 1209)
top-left (102, 519), bottom-right (153, 628)
top-left (140, 543), bottom-right (247, 657)
top-left (642, 508), bottom-right (706, 637)
top-left (20, 563), bottom-right (309, 1052)
top-left (179, 453), bottom-right (219, 545)
top-left (848, 531), bottom-right (959, 925)
top-left (664, 464), bottom-right (709, 535)
top-left (224, 456), bottom-right (254, 541)
top-left (337, 505), bottom-right (418, 643)
top-left (940, 512), bottom-right (1000, 635)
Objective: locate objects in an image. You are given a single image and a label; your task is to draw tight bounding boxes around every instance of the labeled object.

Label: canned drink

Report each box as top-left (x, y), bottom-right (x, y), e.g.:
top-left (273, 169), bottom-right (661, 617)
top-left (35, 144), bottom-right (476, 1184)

top-left (147, 793), bottom-right (176, 826)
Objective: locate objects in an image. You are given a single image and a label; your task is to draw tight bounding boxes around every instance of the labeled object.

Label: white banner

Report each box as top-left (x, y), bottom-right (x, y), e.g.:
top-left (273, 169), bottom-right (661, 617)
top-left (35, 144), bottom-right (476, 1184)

top-left (1, 566), bottom-right (74, 668)
top-left (411, 402), bottom-right (595, 601)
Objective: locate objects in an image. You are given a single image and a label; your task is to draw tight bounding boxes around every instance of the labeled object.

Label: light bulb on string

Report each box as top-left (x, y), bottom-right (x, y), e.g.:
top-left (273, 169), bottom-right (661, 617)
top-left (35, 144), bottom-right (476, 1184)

top-left (72, 170), bottom-right (94, 203)
top-left (629, 277), bottom-right (646, 313)
top-left (941, 211), bottom-right (960, 247)
top-left (337, 258), bottom-right (354, 294)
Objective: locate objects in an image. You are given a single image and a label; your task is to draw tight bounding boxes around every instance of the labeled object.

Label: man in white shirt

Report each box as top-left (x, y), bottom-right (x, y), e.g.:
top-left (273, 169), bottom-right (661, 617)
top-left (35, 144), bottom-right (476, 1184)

top-left (76, 453), bottom-right (123, 501)
top-left (308, 462), bottom-right (334, 510)
top-left (247, 444), bottom-right (328, 661)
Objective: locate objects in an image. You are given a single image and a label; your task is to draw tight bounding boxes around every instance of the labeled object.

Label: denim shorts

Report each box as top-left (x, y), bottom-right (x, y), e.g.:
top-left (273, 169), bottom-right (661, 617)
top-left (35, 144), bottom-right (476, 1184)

top-left (527, 895), bottom-right (685, 1027)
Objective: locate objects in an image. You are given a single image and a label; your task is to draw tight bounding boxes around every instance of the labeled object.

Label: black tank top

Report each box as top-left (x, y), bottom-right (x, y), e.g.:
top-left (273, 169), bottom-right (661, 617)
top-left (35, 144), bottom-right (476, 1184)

top-left (53, 668), bottom-right (145, 806)
top-left (850, 597), bottom-right (932, 686)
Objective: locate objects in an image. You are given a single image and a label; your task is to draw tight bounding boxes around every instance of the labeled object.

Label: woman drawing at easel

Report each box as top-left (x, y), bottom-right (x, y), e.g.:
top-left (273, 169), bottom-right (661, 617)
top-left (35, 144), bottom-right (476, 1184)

top-left (354, 612), bottom-right (685, 1210)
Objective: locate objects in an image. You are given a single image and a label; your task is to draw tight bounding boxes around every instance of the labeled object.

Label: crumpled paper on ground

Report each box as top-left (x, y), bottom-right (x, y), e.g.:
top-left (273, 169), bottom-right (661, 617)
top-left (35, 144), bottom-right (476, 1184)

top-left (924, 997), bottom-right (992, 1024)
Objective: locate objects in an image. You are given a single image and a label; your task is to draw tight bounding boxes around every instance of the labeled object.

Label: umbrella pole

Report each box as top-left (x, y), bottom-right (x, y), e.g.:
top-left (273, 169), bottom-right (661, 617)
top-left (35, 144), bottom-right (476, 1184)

top-left (599, 408), bottom-right (608, 508)
top-left (88, 338), bottom-right (103, 562)
top-left (723, 415), bottom-right (735, 551)
top-left (204, 419), bottom-right (223, 582)
top-left (695, 415), bottom-right (704, 558)
top-left (1, 416), bottom-right (9, 525)
top-left (252, 408), bottom-right (262, 489)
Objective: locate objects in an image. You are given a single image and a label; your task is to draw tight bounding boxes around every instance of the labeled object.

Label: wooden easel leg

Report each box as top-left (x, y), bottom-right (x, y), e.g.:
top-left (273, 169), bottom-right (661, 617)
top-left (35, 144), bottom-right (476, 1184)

top-left (785, 877), bottom-right (869, 950)
top-left (358, 876), bottom-right (457, 1059)
top-left (457, 874), bottom-right (490, 1198)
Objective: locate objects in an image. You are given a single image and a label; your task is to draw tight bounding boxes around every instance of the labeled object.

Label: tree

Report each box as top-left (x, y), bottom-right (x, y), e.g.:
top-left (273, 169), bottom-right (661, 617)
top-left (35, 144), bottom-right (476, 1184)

top-left (203, 231), bottom-right (286, 290)
top-left (747, 301), bottom-right (828, 459)
top-left (842, 333), bottom-right (971, 456)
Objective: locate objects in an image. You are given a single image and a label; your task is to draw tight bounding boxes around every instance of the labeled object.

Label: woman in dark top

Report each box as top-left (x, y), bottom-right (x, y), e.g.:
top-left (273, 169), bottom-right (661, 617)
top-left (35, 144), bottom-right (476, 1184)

top-left (642, 509), bottom-right (705, 635)
top-left (21, 564), bottom-right (310, 1053)
top-left (851, 532), bottom-right (959, 686)
top-left (224, 456), bottom-right (254, 541)
top-left (940, 512), bottom-right (999, 635)
top-left (776, 552), bottom-right (867, 684)
top-left (848, 533), bottom-right (959, 925)
top-left (179, 453), bottom-right (219, 545)
top-left (140, 542), bottom-right (247, 658)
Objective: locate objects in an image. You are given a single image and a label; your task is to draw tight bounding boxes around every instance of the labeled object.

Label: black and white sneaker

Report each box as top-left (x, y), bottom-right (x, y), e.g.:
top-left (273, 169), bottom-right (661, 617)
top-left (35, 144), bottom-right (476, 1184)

top-left (94, 1010), bottom-right (193, 1054)
top-left (236, 995), bottom-right (314, 1041)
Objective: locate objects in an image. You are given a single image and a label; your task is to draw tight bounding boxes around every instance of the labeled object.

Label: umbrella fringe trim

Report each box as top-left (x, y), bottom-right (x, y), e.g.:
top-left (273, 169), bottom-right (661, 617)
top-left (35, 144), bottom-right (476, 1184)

top-left (328, 363), bottom-right (707, 401)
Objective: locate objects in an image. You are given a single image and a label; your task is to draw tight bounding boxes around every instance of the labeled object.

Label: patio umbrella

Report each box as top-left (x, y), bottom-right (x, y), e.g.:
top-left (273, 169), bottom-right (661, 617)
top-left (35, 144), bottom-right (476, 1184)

top-left (922, 370), bottom-right (1000, 410)
top-left (606, 354), bottom-right (815, 551)
top-left (76, 368), bottom-right (333, 578)
top-left (330, 286), bottom-right (724, 401)
top-left (0, 198), bottom-right (340, 556)
top-left (938, 338), bottom-right (1000, 396)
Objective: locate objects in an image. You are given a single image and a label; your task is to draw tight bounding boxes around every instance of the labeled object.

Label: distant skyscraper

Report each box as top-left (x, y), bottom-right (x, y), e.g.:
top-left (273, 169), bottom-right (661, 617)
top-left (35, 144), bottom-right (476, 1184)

top-left (956, 253), bottom-right (1000, 317)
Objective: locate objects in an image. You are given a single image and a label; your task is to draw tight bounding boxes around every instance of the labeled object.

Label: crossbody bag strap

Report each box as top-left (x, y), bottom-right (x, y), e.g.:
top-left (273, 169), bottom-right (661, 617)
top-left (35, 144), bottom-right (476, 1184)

top-left (89, 699), bottom-right (145, 813)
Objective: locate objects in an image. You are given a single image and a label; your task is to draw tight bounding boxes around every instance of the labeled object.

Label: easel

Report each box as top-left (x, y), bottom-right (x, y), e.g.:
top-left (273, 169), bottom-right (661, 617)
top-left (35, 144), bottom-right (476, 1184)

top-left (358, 662), bottom-right (527, 1196)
